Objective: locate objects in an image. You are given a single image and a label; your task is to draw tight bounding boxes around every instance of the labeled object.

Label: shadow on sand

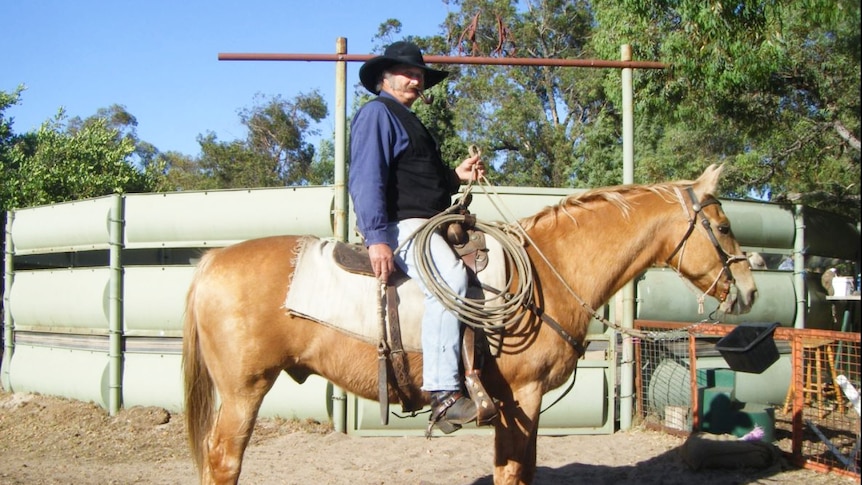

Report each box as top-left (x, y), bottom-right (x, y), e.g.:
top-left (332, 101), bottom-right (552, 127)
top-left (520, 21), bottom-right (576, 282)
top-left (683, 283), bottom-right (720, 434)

top-left (467, 444), bottom-right (810, 485)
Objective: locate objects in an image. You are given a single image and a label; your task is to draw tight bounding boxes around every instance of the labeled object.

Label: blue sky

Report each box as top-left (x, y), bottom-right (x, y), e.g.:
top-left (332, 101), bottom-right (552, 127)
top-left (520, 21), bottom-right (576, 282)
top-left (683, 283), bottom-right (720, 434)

top-left (3, 1), bottom-right (450, 156)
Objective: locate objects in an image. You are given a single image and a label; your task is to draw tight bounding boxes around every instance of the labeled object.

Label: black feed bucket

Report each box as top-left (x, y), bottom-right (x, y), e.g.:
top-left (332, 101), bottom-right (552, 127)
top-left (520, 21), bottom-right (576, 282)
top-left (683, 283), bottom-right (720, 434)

top-left (715, 322), bottom-right (780, 374)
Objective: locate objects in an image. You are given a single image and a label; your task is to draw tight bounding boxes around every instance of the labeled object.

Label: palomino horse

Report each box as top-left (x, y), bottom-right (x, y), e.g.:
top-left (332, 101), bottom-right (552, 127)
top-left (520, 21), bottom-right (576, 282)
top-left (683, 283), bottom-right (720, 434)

top-left (183, 164), bottom-right (757, 484)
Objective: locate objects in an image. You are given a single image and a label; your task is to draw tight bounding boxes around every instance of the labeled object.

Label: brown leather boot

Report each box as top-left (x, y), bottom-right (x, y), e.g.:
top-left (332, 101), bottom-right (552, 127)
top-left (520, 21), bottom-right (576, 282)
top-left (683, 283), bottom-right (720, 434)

top-left (428, 391), bottom-right (477, 435)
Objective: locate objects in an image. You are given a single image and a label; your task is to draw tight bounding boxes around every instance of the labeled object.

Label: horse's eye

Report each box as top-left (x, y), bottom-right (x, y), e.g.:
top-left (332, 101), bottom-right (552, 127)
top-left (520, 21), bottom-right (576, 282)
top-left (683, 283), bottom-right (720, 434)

top-left (718, 223), bottom-right (731, 235)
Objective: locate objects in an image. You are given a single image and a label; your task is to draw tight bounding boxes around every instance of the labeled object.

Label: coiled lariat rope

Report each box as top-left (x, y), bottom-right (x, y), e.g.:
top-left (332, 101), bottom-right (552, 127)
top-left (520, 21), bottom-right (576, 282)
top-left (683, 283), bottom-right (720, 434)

top-left (390, 146), bottom-right (534, 332)
top-left (412, 210), bottom-right (533, 331)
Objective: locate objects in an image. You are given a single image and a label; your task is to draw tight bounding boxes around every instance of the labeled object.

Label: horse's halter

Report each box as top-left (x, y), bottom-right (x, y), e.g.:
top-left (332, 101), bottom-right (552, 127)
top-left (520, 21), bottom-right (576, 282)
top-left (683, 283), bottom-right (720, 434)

top-left (666, 186), bottom-right (747, 311)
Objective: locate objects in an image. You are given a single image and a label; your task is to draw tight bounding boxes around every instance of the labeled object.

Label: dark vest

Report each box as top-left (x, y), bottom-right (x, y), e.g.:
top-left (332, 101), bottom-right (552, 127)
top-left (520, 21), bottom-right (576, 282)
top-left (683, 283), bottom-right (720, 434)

top-left (375, 97), bottom-right (459, 221)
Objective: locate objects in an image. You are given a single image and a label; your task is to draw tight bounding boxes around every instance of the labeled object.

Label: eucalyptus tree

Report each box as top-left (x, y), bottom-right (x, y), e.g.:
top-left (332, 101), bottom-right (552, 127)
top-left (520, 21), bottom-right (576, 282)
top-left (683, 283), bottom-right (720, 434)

top-left (436, 0), bottom-right (611, 187)
top-left (187, 91), bottom-right (328, 189)
top-left (1, 103), bottom-right (152, 210)
top-left (1, 87), bottom-right (25, 213)
top-left (590, 0), bottom-right (860, 219)
top-left (410, 0), bottom-right (860, 223)
top-left (241, 91), bottom-right (328, 186)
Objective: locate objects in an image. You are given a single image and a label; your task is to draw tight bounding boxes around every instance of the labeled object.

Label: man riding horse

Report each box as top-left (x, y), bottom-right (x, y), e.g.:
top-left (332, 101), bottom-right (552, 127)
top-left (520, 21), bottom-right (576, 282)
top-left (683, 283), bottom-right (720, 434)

top-left (348, 41), bottom-right (485, 432)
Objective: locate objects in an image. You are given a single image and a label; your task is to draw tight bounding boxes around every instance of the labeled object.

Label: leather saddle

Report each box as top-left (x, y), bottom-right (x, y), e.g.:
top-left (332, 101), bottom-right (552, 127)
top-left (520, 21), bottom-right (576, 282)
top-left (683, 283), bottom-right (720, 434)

top-left (332, 218), bottom-right (489, 276)
top-left (331, 223), bottom-right (498, 429)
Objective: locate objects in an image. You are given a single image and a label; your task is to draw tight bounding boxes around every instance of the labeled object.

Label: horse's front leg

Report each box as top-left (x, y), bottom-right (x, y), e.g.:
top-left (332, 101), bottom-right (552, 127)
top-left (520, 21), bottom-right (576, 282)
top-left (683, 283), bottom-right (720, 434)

top-left (492, 383), bottom-right (542, 485)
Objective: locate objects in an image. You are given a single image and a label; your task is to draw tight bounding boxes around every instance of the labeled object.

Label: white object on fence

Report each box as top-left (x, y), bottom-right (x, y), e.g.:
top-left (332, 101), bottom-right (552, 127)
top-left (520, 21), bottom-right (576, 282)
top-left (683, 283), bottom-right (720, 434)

top-left (830, 276), bottom-right (854, 297)
top-left (836, 375), bottom-right (861, 416)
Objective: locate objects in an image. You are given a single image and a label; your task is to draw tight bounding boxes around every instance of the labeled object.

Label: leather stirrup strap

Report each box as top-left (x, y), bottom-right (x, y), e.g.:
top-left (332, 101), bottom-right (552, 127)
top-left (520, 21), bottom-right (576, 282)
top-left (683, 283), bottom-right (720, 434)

top-left (377, 340), bottom-right (389, 425)
top-left (386, 285), bottom-right (418, 410)
top-left (378, 285), bottom-right (423, 424)
top-left (461, 328), bottom-right (498, 425)
top-left (376, 282), bottom-right (390, 425)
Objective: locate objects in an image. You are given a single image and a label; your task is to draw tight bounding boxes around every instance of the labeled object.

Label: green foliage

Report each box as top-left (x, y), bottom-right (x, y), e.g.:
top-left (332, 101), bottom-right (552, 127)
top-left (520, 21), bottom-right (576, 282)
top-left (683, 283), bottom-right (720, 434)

top-left (5, 111), bottom-right (151, 209)
top-left (176, 91), bottom-right (329, 190)
top-left (590, 0), bottom-right (860, 218)
top-left (307, 138), bottom-right (335, 185)
top-left (1, 87), bottom-right (330, 205)
top-left (241, 91), bottom-right (328, 185)
top-left (196, 131), bottom-right (286, 189)
top-left (147, 150), bottom-right (216, 192)
top-left (402, 0), bottom-right (857, 220)
top-left (374, 19), bottom-right (405, 50)
top-left (0, 86), bottom-right (24, 150)
top-left (435, 0), bottom-right (615, 187)
top-left (1, 96), bottom-right (154, 212)
top-left (1, 87), bottom-right (26, 212)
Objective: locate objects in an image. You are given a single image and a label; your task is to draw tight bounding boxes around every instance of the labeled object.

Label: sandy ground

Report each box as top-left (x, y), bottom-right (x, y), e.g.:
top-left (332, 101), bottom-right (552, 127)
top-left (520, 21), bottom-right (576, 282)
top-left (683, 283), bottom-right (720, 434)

top-left (0, 390), bottom-right (856, 485)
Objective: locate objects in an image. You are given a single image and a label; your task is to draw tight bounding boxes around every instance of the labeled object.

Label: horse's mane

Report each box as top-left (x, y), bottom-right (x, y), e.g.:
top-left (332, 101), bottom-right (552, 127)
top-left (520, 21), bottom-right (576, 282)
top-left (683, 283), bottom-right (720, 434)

top-left (519, 179), bottom-right (696, 230)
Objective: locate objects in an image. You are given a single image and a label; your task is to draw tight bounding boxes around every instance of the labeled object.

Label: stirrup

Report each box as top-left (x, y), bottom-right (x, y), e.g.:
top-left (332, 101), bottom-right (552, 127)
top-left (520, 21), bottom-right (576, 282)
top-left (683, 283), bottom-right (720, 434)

top-left (425, 392), bottom-right (474, 437)
top-left (464, 369), bottom-right (498, 426)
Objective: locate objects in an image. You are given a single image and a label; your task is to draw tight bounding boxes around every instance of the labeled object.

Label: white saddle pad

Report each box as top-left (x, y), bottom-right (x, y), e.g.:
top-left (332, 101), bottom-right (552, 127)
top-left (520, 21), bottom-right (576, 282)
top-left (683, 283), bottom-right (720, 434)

top-left (284, 235), bottom-right (506, 352)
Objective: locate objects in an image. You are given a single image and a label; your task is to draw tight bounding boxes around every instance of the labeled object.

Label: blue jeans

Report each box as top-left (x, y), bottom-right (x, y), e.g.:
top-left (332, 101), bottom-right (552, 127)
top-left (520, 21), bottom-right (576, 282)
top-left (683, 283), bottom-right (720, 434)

top-left (387, 218), bottom-right (467, 392)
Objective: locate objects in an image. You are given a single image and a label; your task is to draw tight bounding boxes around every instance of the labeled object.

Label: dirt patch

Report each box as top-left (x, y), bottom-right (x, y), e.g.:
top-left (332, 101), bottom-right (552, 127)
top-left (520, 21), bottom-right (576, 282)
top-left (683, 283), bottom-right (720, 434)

top-left (0, 390), bottom-right (854, 484)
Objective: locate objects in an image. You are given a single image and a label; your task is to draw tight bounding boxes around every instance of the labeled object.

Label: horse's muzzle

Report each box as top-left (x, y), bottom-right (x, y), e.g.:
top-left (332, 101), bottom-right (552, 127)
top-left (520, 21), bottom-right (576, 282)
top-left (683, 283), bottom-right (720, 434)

top-left (719, 282), bottom-right (757, 315)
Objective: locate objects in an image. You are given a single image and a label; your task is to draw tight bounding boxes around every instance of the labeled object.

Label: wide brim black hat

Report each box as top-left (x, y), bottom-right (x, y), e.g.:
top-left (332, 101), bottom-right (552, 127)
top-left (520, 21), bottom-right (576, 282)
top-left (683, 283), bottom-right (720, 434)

top-left (359, 41), bottom-right (449, 95)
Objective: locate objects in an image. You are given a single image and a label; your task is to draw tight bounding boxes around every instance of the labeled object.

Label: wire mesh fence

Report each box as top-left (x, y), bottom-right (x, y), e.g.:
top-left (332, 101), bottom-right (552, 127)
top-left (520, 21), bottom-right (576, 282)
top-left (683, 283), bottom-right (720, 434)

top-left (634, 320), bottom-right (860, 479)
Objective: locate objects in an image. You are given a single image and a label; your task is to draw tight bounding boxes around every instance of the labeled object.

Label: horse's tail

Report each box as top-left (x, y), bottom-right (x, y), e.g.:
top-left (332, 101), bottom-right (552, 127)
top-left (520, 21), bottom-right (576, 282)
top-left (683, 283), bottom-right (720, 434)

top-left (182, 253), bottom-right (216, 475)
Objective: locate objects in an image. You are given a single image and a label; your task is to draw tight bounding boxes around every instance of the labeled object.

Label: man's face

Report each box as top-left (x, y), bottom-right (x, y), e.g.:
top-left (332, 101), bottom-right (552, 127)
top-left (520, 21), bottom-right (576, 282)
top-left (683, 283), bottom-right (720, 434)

top-left (382, 65), bottom-right (425, 106)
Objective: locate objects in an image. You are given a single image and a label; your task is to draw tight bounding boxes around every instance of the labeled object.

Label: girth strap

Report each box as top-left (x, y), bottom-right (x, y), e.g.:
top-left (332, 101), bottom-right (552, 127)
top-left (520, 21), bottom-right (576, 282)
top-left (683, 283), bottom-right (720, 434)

top-left (528, 303), bottom-right (587, 357)
top-left (527, 303), bottom-right (589, 414)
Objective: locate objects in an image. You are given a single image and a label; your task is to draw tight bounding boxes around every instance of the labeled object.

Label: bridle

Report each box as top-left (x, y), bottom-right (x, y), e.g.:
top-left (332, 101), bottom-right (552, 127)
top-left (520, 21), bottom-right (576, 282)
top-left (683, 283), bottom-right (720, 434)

top-left (666, 186), bottom-right (747, 309)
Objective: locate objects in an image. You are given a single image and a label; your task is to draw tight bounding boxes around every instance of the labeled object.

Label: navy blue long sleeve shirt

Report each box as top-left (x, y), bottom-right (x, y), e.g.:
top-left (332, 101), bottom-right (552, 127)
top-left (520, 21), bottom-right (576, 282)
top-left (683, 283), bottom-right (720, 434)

top-left (348, 92), bottom-right (413, 246)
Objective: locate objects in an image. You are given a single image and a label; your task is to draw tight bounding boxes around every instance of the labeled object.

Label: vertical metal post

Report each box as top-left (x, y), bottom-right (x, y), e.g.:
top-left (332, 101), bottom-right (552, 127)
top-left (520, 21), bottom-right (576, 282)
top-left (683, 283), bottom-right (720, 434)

top-left (618, 44), bottom-right (635, 430)
top-left (621, 44), bottom-right (634, 185)
top-left (789, 333), bottom-right (803, 454)
top-left (688, 331), bottom-right (700, 430)
top-left (2, 211), bottom-right (15, 390)
top-left (330, 37), bottom-right (349, 433)
top-left (793, 204), bottom-right (806, 329)
top-left (108, 194), bottom-right (124, 415)
top-left (333, 39), bottom-right (349, 242)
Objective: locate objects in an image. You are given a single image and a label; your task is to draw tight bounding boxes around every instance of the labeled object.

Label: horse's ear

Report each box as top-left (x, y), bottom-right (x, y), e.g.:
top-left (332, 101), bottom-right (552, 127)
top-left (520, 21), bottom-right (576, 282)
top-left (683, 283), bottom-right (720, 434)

top-left (694, 164), bottom-right (723, 197)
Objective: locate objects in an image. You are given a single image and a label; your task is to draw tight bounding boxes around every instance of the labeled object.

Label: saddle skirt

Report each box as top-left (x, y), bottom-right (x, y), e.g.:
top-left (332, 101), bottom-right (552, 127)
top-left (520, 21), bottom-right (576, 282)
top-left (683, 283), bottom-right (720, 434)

top-left (284, 235), bottom-right (506, 351)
